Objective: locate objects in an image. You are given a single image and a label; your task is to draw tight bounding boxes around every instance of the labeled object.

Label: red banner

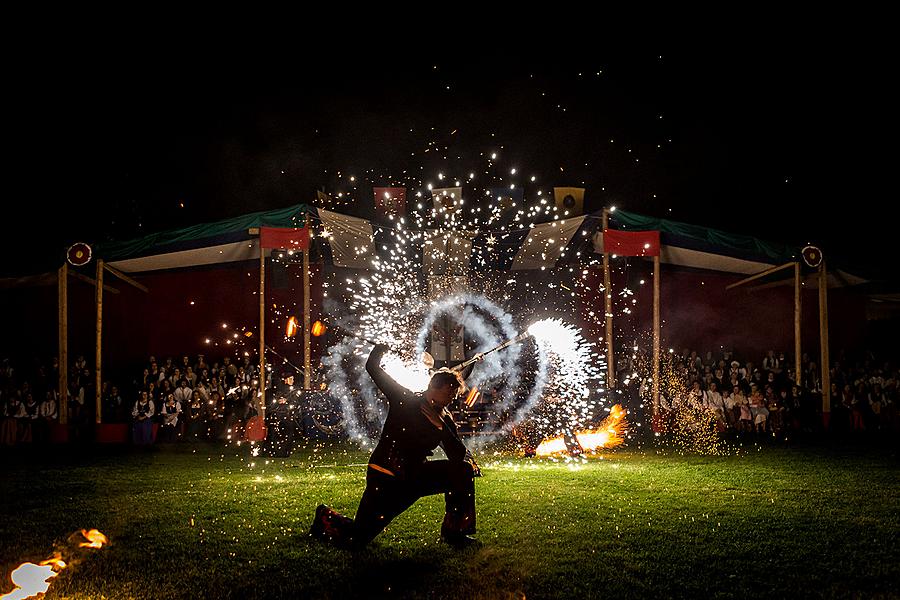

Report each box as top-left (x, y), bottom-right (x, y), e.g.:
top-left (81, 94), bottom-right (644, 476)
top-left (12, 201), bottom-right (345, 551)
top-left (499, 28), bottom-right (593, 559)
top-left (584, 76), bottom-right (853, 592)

top-left (603, 229), bottom-right (660, 256)
top-left (373, 187), bottom-right (407, 218)
top-left (260, 227), bottom-right (310, 250)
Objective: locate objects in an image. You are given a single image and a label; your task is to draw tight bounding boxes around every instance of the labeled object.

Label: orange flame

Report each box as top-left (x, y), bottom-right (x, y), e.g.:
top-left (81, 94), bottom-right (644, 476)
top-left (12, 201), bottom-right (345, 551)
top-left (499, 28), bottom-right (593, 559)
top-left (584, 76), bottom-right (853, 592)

top-left (534, 405), bottom-right (627, 456)
top-left (464, 386), bottom-right (480, 408)
top-left (535, 435), bottom-right (568, 456)
top-left (1, 531), bottom-right (106, 600)
top-left (285, 317), bottom-right (299, 338)
top-left (311, 320), bottom-right (327, 337)
top-left (78, 529), bottom-right (108, 549)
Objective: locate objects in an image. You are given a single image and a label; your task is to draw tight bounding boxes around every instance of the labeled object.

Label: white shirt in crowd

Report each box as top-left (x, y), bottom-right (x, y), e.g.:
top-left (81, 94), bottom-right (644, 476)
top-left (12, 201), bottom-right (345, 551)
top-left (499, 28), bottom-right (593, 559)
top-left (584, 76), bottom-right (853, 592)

top-left (132, 400), bottom-right (155, 419)
top-left (160, 402), bottom-right (182, 426)
top-left (174, 385), bottom-right (192, 405)
top-left (39, 399), bottom-right (58, 419)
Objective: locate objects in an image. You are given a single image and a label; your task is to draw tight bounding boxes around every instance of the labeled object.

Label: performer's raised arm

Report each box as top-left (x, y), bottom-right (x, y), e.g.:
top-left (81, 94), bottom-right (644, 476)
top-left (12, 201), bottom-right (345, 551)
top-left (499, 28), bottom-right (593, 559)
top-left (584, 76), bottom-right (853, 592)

top-left (365, 343), bottom-right (406, 402)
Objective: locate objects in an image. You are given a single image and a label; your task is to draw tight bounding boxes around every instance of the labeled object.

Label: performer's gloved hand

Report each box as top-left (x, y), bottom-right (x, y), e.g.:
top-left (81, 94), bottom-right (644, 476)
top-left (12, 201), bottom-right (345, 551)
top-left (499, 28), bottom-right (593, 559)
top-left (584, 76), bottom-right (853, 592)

top-left (465, 450), bottom-right (482, 477)
top-left (372, 343), bottom-right (392, 356)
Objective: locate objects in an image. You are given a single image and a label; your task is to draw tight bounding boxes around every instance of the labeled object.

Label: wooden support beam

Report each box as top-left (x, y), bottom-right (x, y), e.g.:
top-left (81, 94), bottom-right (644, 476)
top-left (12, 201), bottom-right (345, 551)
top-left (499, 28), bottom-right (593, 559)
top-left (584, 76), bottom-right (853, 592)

top-left (67, 270), bottom-right (120, 294)
top-left (602, 209), bottom-right (615, 389)
top-left (103, 263), bottom-right (149, 293)
top-left (58, 264), bottom-right (68, 425)
top-left (725, 262), bottom-right (797, 291)
top-left (96, 259), bottom-right (104, 424)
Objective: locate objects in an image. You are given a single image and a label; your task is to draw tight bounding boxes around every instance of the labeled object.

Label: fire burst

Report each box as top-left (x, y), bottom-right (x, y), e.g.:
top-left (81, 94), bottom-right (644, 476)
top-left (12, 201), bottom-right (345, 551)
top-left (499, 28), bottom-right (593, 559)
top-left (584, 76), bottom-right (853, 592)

top-left (1, 529), bottom-right (107, 600)
top-left (535, 404), bottom-right (627, 456)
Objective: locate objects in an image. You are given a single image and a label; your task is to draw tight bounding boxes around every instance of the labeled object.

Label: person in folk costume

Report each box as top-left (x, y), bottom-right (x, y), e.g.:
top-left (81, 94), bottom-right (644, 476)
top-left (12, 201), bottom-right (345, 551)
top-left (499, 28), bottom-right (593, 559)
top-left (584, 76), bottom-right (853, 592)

top-left (311, 343), bottom-right (482, 548)
top-left (132, 390), bottom-right (155, 445)
top-left (20, 391), bottom-right (40, 443)
top-left (35, 390), bottom-right (59, 444)
top-left (1, 392), bottom-right (25, 446)
top-left (158, 393), bottom-right (182, 442)
top-left (265, 370), bottom-right (300, 457)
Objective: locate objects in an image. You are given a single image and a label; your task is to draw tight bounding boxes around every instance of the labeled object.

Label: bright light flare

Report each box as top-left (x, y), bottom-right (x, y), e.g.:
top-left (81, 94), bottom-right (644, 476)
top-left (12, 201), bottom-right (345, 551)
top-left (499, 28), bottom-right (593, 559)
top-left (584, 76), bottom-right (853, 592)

top-left (535, 435), bottom-right (567, 456)
top-left (1, 558), bottom-right (63, 600)
top-left (380, 354), bottom-right (431, 392)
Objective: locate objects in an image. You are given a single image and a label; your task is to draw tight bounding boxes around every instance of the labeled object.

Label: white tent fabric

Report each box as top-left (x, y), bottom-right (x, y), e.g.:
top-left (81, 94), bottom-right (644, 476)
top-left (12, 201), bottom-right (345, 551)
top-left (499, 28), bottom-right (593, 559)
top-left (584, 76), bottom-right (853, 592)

top-left (512, 216), bottom-right (586, 270)
top-left (318, 208), bottom-right (375, 269)
top-left (109, 239), bottom-right (268, 273)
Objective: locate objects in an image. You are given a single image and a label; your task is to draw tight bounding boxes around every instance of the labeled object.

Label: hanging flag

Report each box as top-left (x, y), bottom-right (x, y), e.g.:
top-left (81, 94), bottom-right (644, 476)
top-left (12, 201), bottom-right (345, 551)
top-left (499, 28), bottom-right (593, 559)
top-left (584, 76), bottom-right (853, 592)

top-left (318, 208), bottom-right (375, 268)
top-left (373, 187), bottom-right (407, 219)
top-left (432, 187), bottom-right (463, 215)
top-left (511, 216), bottom-right (587, 270)
top-left (553, 187), bottom-right (585, 216)
top-left (602, 229), bottom-right (661, 257)
top-left (260, 226), bottom-right (310, 250)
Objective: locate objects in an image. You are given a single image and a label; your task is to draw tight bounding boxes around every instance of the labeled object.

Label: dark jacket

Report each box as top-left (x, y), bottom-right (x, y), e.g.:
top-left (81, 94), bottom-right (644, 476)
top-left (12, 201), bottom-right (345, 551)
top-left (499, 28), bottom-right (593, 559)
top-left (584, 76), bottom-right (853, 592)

top-left (365, 345), bottom-right (467, 478)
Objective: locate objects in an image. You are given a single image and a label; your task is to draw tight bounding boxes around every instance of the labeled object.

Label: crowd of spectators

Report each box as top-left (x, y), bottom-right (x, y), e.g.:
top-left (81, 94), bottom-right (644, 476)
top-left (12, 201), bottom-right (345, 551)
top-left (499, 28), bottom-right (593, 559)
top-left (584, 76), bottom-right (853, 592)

top-left (2, 346), bottom-right (897, 447)
top-left (1, 353), bottom-right (267, 446)
top-left (653, 348), bottom-right (899, 436)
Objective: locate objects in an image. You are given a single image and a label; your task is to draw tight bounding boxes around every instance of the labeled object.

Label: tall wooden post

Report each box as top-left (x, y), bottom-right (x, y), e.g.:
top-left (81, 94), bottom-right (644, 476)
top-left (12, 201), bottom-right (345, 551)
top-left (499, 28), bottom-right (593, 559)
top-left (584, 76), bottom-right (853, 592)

top-left (58, 263), bottom-right (68, 425)
top-left (794, 262), bottom-right (802, 386)
top-left (95, 259), bottom-right (104, 424)
top-left (818, 260), bottom-right (831, 426)
top-left (258, 243), bottom-right (266, 414)
top-left (602, 209), bottom-right (615, 389)
top-left (652, 255), bottom-right (661, 416)
top-left (303, 249), bottom-right (312, 390)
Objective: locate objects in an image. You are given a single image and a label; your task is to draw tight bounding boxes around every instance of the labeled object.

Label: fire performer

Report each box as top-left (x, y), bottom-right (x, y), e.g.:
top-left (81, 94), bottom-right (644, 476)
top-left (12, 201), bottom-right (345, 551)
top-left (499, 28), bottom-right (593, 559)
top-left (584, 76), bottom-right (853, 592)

top-left (311, 343), bottom-right (481, 548)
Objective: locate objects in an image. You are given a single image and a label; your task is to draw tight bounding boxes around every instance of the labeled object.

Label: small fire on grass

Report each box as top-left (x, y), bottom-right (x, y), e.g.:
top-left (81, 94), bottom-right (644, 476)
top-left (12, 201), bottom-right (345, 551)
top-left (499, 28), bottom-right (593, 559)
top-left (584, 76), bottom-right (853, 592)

top-left (1, 529), bottom-right (108, 600)
top-left (535, 405), bottom-right (627, 457)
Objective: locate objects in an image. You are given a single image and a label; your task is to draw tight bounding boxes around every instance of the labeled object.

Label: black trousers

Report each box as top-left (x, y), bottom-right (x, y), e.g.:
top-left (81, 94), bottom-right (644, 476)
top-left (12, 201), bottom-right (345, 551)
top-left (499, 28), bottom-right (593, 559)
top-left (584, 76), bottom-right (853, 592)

top-left (347, 460), bottom-right (476, 546)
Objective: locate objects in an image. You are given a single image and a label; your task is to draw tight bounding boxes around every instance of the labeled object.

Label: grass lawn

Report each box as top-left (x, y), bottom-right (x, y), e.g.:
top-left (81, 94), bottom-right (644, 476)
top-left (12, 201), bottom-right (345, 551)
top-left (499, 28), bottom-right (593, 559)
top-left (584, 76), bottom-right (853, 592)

top-left (1, 439), bottom-right (898, 599)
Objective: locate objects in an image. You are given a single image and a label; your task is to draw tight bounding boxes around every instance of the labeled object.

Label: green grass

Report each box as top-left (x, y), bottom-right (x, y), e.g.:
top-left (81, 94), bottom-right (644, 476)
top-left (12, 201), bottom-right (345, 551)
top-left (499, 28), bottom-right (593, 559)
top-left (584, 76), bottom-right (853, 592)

top-left (1, 440), bottom-right (898, 599)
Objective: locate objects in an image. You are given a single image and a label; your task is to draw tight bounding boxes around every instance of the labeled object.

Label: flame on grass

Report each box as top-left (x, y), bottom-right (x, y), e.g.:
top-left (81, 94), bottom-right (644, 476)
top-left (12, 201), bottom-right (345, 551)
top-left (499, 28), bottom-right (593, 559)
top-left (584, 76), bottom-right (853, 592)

top-left (1, 529), bottom-right (107, 600)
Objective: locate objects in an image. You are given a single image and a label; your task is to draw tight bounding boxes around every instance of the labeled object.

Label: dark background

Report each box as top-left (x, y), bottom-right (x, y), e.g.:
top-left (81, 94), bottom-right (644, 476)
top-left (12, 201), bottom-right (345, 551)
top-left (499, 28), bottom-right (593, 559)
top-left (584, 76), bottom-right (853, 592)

top-left (4, 37), bottom-right (891, 280)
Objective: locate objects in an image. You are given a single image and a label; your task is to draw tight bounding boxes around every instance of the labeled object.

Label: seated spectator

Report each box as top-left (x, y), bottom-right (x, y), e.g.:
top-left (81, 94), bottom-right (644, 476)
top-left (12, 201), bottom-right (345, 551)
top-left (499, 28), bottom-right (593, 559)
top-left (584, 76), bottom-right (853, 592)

top-left (35, 390), bottom-right (58, 443)
top-left (703, 382), bottom-right (726, 431)
top-left (749, 383), bottom-right (768, 433)
top-left (20, 392), bottom-right (39, 443)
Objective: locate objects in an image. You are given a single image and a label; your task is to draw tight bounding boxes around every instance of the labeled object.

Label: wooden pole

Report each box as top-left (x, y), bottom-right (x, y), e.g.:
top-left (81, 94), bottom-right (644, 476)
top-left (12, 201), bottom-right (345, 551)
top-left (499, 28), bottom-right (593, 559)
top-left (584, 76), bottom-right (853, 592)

top-left (258, 243), bottom-right (266, 414)
top-left (103, 263), bottom-right (149, 293)
top-left (58, 263), bottom-right (68, 425)
top-left (303, 249), bottom-right (311, 390)
top-left (95, 259), bottom-right (104, 424)
top-left (602, 209), bottom-right (615, 389)
top-left (652, 254), bottom-right (661, 417)
top-left (794, 262), bottom-right (802, 386)
top-left (818, 260), bottom-right (831, 426)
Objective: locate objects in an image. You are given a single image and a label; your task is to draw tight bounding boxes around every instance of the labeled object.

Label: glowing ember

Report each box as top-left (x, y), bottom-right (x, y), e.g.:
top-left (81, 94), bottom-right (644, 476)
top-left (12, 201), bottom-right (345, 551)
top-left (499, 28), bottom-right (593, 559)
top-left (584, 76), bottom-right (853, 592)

top-left (1, 555), bottom-right (65, 600)
top-left (78, 529), bottom-right (108, 549)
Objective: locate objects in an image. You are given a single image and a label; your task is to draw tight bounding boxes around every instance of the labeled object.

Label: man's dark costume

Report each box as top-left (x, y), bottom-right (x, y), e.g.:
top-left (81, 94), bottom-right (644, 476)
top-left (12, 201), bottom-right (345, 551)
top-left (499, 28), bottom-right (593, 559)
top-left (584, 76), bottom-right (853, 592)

top-left (312, 344), bottom-right (477, 546)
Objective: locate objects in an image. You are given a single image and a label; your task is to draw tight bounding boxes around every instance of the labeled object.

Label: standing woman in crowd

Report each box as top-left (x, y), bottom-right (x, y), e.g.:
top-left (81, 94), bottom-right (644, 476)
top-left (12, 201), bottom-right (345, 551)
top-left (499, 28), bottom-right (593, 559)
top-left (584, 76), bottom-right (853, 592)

top-left (35, 389), bottom-right (58, 443)
top-left (132, 390), bottom-right (155, 445)
top-left (158, 393), bottom-right (182, 442)
top-left (1, 392), bottom-right (24, 445)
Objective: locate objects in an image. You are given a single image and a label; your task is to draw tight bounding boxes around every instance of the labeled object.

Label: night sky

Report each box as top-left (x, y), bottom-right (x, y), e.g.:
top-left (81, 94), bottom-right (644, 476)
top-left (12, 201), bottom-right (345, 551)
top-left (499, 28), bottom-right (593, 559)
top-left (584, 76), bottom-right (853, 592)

top-left (5, 41), bottom-right (890, 279)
